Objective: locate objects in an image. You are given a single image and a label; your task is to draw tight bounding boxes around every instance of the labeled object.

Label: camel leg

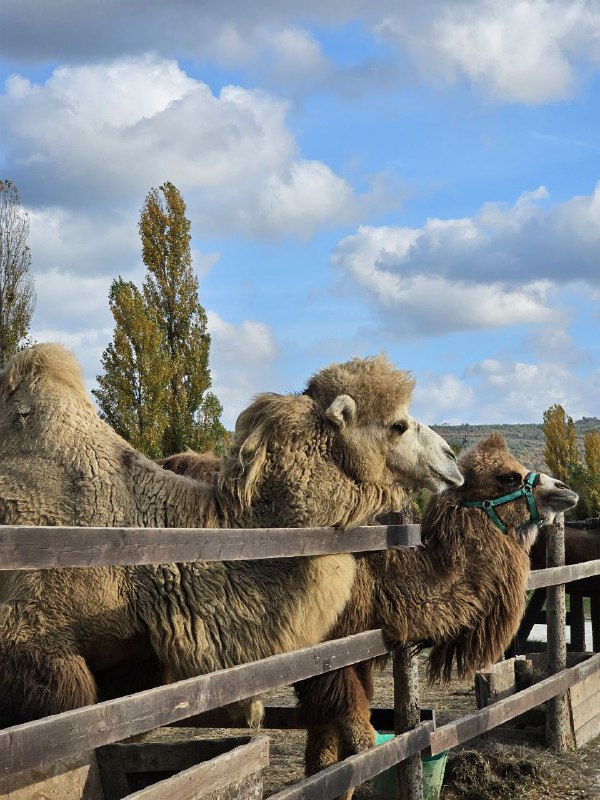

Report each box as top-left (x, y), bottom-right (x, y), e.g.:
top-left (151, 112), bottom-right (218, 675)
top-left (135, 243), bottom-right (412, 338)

top-left (223, 696), bottom-right (265, 729)
top-left (305, 722), bottom-right (342, 775)
top-left (0, 645), bottom-right (98, 726)
top-left (299, 665), bottom-right (376, 800)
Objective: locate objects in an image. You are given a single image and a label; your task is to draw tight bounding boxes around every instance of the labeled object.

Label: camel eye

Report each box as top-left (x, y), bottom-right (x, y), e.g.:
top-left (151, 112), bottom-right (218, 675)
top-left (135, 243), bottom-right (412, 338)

top-left (497, 472), bottom-right (522, 487)
top-left (391, 421), bottom-right (408, 435)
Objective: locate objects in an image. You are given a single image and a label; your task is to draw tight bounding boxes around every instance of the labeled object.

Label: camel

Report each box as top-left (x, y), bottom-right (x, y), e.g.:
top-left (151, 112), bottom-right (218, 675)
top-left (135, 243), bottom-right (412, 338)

top-left (290, 434), bottom-right (578, 797)
top-left (0, 343), bottom-right (463, 726)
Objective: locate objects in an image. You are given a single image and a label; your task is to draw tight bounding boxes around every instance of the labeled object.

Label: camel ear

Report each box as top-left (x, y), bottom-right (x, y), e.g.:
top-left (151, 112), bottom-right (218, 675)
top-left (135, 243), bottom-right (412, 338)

top-left (326, 394), bottom-right (357, 430)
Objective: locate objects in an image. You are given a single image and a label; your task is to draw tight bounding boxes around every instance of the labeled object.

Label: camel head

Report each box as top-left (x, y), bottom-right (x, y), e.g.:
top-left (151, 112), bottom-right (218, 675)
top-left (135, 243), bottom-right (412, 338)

top-left (454, 432), bottom-right (579, 550)
top-left (418, 432), bottom-right (578, 683)
top-left (305, 354), bottom-right (464, 493)
top-left (220, 354), bottom-right (463, 527)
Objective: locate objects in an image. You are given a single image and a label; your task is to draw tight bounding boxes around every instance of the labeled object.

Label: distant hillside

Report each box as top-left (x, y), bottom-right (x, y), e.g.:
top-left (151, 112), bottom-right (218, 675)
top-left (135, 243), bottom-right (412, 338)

top-left (432, 417), bottom-right (600, 471)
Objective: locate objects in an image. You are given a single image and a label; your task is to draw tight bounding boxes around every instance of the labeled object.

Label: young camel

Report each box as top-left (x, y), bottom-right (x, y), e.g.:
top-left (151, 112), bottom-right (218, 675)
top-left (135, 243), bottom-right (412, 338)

top-left (292, 433), bottom-right (578, 798)
top-left (0, 344), bottom-right (463, 726)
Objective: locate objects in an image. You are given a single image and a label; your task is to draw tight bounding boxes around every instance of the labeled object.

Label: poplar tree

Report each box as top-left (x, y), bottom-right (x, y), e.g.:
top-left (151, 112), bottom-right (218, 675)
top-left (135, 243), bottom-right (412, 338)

top-left (92, 279), bottom-right (170, 458)
top-left (95, 182), bottom-right (227, 458)
top-left (542, 405), bottom-right (600, 518)
top-left (542, 404), bottom-right (578, 483)
top-left (0, 180), bottom-right (36, 367)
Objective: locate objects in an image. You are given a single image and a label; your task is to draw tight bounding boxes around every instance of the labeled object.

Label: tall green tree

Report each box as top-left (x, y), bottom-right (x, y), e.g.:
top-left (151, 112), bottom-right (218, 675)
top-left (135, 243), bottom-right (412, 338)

top-left (542, 404), bottom-right (600, 518)
top-left (542, 404), bottom-right (578, 483)
top-left (92, 279), bottom-right (170, 458)
top-left (0, 180), bottom-right (36, 367)
top-left (95, 182), bottom-right (227, 458)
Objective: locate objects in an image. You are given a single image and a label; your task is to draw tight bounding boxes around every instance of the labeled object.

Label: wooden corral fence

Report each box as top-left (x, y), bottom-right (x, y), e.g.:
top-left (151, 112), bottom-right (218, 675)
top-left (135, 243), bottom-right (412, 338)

top-left (1, 518), bottom-right (600, 800)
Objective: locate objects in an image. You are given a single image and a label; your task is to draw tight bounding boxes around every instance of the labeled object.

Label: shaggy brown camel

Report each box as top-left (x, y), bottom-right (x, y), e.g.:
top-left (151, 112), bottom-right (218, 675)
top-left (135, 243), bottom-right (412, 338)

top-left (292, 434), bottom-right (578, 798)
top-left (0, 344), bottom-right (463, 726)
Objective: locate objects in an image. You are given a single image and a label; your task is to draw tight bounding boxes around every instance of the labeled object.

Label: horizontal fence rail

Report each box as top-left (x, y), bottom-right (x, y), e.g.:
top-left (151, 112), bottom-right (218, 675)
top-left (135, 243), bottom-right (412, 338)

top-left (0, 524), bottom-right (421, 568)
top-left (429, 651), bottom-right (600, 755)
top-left (269, 722), bottom-right (435, 800)
top-left (526, 559), bottom-right (600, 590)
top-left (2, 519), bottom-right (600, 798)
top-left (0, 630), bottom-right (390, 777)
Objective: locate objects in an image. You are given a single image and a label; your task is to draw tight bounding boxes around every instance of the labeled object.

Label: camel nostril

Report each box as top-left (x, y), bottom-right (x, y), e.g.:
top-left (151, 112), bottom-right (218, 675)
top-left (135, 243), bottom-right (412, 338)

top-left (555, 482), bottom-right (568, 490)
top-left (446, 449), bottom-right (457, 462)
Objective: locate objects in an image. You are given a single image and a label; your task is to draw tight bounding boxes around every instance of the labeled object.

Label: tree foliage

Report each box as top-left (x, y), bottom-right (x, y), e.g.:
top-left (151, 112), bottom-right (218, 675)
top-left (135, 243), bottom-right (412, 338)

top-left (542, 404), bottom-right (600, 518)
top-left (94, 182), bottom-right (228, 458)
top-left (0, 180), bottom-right (36, 367)
top-left (542, 404), bottom-right (578, 484)
top-left (93, 279), bottom-right (171, 458)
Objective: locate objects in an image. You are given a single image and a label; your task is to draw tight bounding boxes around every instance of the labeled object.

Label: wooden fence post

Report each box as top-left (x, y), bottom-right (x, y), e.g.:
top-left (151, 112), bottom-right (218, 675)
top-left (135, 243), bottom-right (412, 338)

top-left (393, 646), bottom-right (423, 800)
top-left (546, 514), bottom-right (569, 751)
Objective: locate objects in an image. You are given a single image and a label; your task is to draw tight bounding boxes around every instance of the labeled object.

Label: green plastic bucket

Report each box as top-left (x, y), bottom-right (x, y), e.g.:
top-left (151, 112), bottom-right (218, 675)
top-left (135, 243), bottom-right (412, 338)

top-left (372, 732), bottom-right (448, 800)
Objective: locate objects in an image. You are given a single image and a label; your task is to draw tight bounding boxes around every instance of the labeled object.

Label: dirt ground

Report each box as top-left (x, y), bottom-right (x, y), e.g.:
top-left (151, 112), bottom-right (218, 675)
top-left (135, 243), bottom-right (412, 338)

top-left (141, 651), bottom-right (600, 799)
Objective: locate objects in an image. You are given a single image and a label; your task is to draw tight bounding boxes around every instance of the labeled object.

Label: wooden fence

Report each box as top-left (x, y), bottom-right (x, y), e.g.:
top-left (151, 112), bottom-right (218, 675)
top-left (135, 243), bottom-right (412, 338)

top-left (1, 519), bottom-right (600, 800)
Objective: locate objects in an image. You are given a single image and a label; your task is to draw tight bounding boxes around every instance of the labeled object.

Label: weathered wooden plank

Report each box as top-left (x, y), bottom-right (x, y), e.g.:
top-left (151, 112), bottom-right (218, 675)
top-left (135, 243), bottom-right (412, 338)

top-left (0, 525), bottom-right (421, 568)
top-left (96, 744), bottom-right (129, 800)
top-left (268, 722), bottom-right (434, 800)
top-left (475, 657), bottom-right (520, 709)
top-left (429, 652), bottom-right (600, 755)
top-left (570, 672), bottom-right (600, 713)
top-left (0, 630), bottom-right (390, 777)
top-left (114, 738), bottom-right (256, 773)
top-left (571, 686), bottom-right (600, 731)
top-left (527, 559), bottom-right (600, 590)
top-left (573, 712), bottom-right (600, 749)
top-left (393, 647), bottom-right (422, 800)
top-left (120, 736), bottom-right (269, 800)
top-left (546, 515), bottom-right (569, 752)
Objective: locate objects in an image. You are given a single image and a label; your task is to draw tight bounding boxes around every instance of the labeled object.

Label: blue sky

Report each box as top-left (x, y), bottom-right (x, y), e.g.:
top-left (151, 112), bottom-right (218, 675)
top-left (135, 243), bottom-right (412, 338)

top-left (1, 0), bottom-right (600, 429)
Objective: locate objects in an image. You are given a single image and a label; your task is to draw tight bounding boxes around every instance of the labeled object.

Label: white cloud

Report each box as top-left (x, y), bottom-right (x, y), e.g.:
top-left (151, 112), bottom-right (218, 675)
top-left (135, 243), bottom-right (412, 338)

top-left (332, 183), bottom-right (600, 337)
top-left (463, 358), bottom-right (587, 421)
top-left (378, 0), bottom-right (600, 103)
top-left (412, 357), bottom-right (600, 425)
top-left (206, 311), bottom-right (279, 427)
top-left (3, 1), bottom-right (600, 103)
top-left (2, 54), bottom-right (358, 236)
top-left (413, 373), bottom-right (475, 423)
top-left (33, 268), bottom-right (114, 328)
top-left (28, 207), bottom-right (138, 276)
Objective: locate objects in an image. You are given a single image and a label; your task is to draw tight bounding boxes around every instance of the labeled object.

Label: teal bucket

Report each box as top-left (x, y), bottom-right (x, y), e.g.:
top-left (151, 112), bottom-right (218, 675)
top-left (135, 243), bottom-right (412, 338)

top-left (372, 733), bottom-right (448, 800)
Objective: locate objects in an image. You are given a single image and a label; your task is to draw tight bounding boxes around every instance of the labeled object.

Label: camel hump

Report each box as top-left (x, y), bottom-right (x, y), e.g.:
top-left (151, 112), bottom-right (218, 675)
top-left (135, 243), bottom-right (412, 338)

top-left (0, 343), bottom-right (88, 402)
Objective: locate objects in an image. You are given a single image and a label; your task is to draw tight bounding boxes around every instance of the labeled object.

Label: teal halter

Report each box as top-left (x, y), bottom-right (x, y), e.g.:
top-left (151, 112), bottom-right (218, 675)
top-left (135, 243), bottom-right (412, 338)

top-left (461, 472), bottom-right (542, 535)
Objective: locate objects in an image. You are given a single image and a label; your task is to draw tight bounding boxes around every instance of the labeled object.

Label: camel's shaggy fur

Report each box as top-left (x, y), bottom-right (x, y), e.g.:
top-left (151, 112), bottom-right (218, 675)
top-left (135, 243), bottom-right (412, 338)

top-left (0, 343), bottom-right (462, 726)
top-left (294, 434), bottom-right (579, 796)
top-left (157, 450), bottom-right (222, 485)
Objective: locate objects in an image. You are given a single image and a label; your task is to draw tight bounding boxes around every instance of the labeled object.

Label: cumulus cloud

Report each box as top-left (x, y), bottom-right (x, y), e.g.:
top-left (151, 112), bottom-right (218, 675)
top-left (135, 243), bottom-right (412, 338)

top-left (332, 184), bottom-right (600, 337)
top-left (378, 0), bottom-right (600, 103)
top-left (1, 54), bottom-right (358, 236)
top-left (4, 1), bottom-right (600, 103)
top-left (206, 311), bottom-right (279, 427)
top-left (412, 357), bottom-right (600, 424)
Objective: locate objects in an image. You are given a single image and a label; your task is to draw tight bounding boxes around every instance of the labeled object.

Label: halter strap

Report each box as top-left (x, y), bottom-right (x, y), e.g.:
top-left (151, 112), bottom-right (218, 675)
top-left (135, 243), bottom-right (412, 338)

top-left (461, 472), bottom-right (541, 535)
